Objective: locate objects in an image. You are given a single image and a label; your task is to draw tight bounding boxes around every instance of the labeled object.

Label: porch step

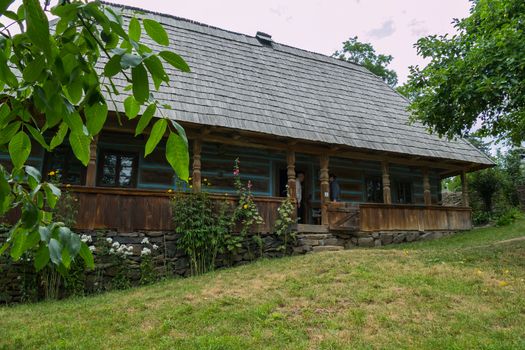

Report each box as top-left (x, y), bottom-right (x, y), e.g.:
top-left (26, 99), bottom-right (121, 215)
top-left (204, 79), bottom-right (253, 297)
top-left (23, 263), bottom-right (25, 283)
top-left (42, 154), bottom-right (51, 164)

top-left (312, 245), bottom-right (344, 252)
top-left (294, 224), bottom-right (329, 234)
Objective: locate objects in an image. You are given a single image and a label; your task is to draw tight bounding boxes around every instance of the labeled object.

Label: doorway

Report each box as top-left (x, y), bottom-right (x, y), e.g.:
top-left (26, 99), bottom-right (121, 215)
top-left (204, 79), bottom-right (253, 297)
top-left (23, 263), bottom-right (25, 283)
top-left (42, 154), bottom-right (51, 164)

top-left (275, 163), bottom-right (310, 223)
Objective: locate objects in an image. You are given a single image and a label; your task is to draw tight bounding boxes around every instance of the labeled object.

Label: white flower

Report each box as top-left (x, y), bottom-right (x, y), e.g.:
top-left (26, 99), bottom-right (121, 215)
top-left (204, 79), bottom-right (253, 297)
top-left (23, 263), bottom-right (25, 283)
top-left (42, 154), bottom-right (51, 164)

top-left (81, 234), bottom-right (92, 243)
top-left (141, 247), bottom-right (151, 256)
top-left (88, 245), bottom-right (96, 252)
top-left (109, 248), bottom-right (115, 254)
top-left (106, 237), bottom-right (113, 244)
top-left (141, 237), bottom-right (150, 245)
top-left (152, 244), bottom-right (159, 250)
top-left (112, 242), bottom-right (120, 249)
top-left (127, 245), bottom-right (134, 252)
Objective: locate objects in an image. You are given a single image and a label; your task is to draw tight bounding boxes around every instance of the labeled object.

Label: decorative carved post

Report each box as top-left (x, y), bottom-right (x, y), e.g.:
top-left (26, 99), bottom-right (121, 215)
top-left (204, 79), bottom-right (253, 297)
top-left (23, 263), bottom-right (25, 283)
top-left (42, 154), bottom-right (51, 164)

top-left (460, 170), bottom-right (469, 207)
top-left (85, 135), bottom-right (98, 187)
top-left (192, 139), bottom-right (202, 193)
top-left (286, 149), bottom-right (296, 199)
top-left (381, 160), bottom-right (391, 204)
top-left (423, 168), bottom-right (432, 206)
top-left (320, 154), bottom-right (330, 225)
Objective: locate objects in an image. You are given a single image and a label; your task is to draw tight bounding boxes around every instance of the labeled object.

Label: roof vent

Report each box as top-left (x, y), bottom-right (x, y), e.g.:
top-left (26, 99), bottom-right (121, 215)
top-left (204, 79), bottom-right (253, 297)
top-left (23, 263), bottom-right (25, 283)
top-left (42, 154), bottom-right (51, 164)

top-left (256, 31), bottom-right (273, 46)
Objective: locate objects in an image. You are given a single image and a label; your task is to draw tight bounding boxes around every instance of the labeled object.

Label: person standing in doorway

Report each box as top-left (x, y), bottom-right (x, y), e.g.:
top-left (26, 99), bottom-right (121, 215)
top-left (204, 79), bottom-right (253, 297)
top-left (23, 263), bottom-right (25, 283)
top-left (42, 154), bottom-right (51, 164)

top-left (296, 172), bottom-right (305, 222)
top-left (329, 174), bottom-right (341, 202)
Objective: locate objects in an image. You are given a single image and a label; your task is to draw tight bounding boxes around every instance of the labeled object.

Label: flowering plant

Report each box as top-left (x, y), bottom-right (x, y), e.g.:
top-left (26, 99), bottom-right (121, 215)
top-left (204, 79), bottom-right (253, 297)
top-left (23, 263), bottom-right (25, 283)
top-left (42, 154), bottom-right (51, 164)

top-left (231, 158), bottom-right (263, 237)
top-left (139, 237), bottom-right (159, 285)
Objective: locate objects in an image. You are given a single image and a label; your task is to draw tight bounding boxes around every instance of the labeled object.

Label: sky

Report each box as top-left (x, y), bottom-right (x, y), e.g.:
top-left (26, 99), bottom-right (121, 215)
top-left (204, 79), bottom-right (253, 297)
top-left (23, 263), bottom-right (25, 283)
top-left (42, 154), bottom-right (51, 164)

top-left (108, 0), bottom-right (472, 84)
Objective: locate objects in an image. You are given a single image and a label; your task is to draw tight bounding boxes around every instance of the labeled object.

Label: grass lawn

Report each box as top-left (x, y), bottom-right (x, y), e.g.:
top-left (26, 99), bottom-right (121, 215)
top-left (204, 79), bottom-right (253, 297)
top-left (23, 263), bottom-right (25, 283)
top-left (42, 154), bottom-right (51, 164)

top-left (1, 221), bottom-right (525, 350)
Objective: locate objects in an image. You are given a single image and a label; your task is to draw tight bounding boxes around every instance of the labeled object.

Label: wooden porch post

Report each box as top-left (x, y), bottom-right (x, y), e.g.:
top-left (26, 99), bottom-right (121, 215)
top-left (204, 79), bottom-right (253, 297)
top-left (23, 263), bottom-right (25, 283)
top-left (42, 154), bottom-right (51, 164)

top-left (422, 168), bottom-right (432, 205)
top-left (381, 160), bottom-right (392, 204)
top-left (320, 154), bottom-right (330, 225)
top-left (460, 170), bottom-right (469, 207)
top-left (192, 139), bottom-right (202, 193)
top-left (286, 149), bottom-right (296, 199)
top-left (85, 136), bottom-right (98, 187)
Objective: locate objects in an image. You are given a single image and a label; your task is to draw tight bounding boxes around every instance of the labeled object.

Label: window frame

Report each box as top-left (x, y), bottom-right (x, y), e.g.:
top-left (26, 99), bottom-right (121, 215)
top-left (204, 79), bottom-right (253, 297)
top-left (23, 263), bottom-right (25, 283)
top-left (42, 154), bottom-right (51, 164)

top-left (96, 149), bottom-right (139, 188)
top-left (393, 180), bottom-right (413, 204)
top-left (364, 176), bottom-right (383, 203)
top-left (43, 145), bottom-right (87, 186)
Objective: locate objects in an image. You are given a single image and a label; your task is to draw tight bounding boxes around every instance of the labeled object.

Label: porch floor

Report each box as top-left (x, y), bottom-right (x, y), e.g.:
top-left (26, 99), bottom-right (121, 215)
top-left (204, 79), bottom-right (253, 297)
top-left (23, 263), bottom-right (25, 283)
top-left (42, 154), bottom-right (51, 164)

top-left (294, 224), bottom-right (329, 234)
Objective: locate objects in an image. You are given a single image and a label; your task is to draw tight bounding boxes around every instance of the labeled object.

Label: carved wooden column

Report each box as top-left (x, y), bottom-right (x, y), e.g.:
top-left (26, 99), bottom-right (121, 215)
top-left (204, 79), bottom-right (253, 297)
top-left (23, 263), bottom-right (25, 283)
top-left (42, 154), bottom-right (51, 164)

top-left (286, 149), bottom-right (296, 199)
top-left (85, 135), bottom-right (98, 187)
top-left (192, 139), bottom-right (202, 193)
top-left (381, 160), bottom-right (392, 204)
top-left (460, 170), bottom-right (469, 207)
top-left (422, 168), bottom-right (432, 206)
top-left (320, 154), bottom-right (330, 225)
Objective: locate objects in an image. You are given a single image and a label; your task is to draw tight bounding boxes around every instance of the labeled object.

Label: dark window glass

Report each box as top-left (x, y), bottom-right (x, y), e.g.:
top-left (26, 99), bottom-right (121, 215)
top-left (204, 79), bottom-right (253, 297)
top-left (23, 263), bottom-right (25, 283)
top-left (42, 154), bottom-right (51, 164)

top-left (365, 177), bottom-right (383, 203)
top-left (97, 150), bottom-right (138, 188)
top-left (395, 181), bottom-right (412, 204)
top-left (44, 146), bottom-right (86, 185)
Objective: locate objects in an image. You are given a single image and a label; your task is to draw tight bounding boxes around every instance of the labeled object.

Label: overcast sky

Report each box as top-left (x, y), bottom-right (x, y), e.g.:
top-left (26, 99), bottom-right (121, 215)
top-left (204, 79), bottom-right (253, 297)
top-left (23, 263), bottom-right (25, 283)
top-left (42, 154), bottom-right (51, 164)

top-left (109, 0), bottom-right (472, 84)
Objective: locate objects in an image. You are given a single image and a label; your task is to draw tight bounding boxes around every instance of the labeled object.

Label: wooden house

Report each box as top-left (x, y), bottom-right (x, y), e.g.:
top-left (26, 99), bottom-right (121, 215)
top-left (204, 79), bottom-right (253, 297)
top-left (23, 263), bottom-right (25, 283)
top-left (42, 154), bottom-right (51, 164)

top-left (1, 4), bottom-right (494, 235)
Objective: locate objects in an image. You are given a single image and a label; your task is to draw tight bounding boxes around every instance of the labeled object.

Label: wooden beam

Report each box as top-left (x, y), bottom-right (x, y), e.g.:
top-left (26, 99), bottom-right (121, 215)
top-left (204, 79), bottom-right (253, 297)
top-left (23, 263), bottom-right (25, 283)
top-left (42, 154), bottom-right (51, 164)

top-left (286, 148), bottom-right (296, 200)
top-left (381, 160), bottom-right (392, 204)
top-left (460, 170), bottom-right (469, 207)
top-left (192, 139), bottom-right (202, 192)
top-left (320, 154), bottom-right (330, 225)
top-left (422, 167), bottom-right (431, 206)
top-left (85, 136), bottom-right (98, 187)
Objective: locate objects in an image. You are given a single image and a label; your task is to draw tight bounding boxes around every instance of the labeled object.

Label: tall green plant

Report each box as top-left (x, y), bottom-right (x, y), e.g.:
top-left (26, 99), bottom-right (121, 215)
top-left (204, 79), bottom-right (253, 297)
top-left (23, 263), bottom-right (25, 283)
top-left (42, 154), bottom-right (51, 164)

top-left (273, 188), bottom-right (297, 253)
top-left (0, 1), bottom-right (190, 274)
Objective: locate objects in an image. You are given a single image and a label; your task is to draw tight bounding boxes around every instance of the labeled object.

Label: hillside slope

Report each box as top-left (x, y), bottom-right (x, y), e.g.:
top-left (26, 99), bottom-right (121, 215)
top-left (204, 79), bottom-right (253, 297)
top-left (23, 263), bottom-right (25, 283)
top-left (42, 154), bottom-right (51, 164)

top-left (1, 221), bottom-right (525, 350)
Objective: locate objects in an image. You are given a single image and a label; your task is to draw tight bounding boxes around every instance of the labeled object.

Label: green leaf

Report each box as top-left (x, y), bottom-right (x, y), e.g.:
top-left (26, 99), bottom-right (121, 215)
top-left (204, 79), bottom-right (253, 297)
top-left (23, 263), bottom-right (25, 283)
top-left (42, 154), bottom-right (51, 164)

top-left (62, 248), bottom-right (71, 269)
top-left (131, 63), bottom-right (149, 103)
top-left (104, 54), bottom-right (122, 77)
top-left (22, 55), bottom-right (45, 82)
top-left (10, 228), bottom-right (26, 260)
top-left (120, 53), bottom-right (142, 69)
top-left (39, 225), bottom-right (51, 242)
top-left (8, 131), bottom-right (31, 169)
top-left (44, 183), bottom-right (61, 209)
top-left (26, 124), bottom-right (50, 151)
top-left (68, 232), bottom-right (81, 257)
top-left (0, 0), bottom-right (15, 14)
top-left (159, 51), bottom-right (190, 72)
top-left (143, 18), bottom-right (169, 46)
top-left (129, 17), bottom-right (141, 42)
top-left (170, 120), bottom-right (188, 147)
top-left (166, 131), bottom-right (189, 181)
top-left (85, 101), bottom-right (108, 136)
top-left (135, 103), bottom-right (156, 136)
top-left (48, 238), bottom-right (62, 265)
top-left (144, 118), bottom-right (167, 157)
top-left (0, 167), bottom-right (10, 215)
top-left (69, 131), bottom-right (91, 166)
top-left (124, 95), bottom-right (140, 119)
top-left (23, 0), bottom-right (51, 60)
top-left (144, 55), bottom-right (168, 90)
top-left (0, 121), bottom-right (21, 145)
top-left (25, 165), bottom-right (41, 182)
top-left (50, 122), bottom-right (68, 150)
top-left (34, 243), bottom-right (50, 271)
top-left (67, 78), bottom-right (83, 104)
top-left (79, 242), bottom-right (94, 269)
top-left (21, 201), bottom-right (38, 230)
top-left (64, 111), bottom-right (85, 135)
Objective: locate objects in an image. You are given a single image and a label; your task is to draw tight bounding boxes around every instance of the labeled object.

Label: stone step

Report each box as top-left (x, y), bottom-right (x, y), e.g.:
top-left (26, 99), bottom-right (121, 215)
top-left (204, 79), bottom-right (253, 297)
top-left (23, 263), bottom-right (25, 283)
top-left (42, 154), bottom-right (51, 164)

top-left (312, 245), bottom-right (344, 252)
top-left (297, 233), bottom-right (333, 240)
top-left (294, 224), bottom-right (329, 234)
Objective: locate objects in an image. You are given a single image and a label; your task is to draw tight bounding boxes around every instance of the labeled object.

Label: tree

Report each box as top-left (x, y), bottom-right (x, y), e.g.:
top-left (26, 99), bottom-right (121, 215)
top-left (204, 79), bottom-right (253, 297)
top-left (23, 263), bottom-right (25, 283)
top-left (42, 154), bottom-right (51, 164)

top-left (333, 36), bottom-right (398, 87)
top-left (0, 1), bottom-right (190, 275)
top-left (403, 0), bottom-right (525, 145)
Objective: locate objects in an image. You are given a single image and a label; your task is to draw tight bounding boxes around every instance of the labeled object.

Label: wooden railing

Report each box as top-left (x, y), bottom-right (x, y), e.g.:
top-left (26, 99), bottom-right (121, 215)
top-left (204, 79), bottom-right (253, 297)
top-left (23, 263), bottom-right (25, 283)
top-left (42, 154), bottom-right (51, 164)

top-left (359, 203), bottom-right (472, 232)
top-left (70, 186), bottom-right (285, 232)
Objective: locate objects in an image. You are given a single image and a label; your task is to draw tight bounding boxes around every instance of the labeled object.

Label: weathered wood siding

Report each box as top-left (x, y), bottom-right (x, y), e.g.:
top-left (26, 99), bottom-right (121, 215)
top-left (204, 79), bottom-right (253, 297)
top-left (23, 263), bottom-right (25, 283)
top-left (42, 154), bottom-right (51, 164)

top-left (71, 187), bottom-right (283, 232)
top-left (359, 203), bottom-right (472, 232)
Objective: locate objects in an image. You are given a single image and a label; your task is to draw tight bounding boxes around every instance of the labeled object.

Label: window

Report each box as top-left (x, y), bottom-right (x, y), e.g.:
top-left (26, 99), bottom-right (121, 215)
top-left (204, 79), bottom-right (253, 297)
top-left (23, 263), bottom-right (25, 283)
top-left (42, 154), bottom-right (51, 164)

top-left (365, 177), bottom-right (383, 203)
top-left (97, 150), bottom-right (138, 187)
top-left (44, 145), bottom-right (86, 185)
top-left (395, 181), bottom-right (412, 204)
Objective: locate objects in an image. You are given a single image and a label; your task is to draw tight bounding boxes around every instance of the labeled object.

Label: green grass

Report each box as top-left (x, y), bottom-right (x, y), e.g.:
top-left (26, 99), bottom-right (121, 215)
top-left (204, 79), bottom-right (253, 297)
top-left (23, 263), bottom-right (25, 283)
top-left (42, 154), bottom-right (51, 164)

top-left (1, 221), bottom-right (525, 350)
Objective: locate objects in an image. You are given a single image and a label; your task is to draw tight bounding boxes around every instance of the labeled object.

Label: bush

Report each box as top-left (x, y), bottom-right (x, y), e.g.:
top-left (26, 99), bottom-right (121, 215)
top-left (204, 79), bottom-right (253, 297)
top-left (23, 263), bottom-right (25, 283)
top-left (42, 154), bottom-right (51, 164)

top-left (495, 207), bottom-right (523, 227)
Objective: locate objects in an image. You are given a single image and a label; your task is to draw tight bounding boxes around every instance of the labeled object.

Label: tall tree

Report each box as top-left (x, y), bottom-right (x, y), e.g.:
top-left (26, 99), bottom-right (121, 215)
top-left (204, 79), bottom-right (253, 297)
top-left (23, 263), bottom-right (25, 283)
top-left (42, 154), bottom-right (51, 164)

top-left (0, 1), bottom-right (190, 274)
top-left (333, 36), bottom-right (398, 87)
top-left (403, 0), bottom-right (525, 145)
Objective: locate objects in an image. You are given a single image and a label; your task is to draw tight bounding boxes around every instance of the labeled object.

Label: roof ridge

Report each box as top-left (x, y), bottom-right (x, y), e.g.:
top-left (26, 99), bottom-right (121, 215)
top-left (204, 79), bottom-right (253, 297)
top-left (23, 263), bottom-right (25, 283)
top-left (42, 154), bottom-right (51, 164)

top-left (100, 1), bottom-right (374, 76)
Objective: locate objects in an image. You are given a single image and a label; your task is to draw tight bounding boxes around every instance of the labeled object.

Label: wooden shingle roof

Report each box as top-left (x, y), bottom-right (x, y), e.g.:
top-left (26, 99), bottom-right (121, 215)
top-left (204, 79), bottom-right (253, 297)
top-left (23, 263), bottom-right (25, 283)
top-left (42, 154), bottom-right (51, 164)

top-left (104, 3), bottom-right (494, 167)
